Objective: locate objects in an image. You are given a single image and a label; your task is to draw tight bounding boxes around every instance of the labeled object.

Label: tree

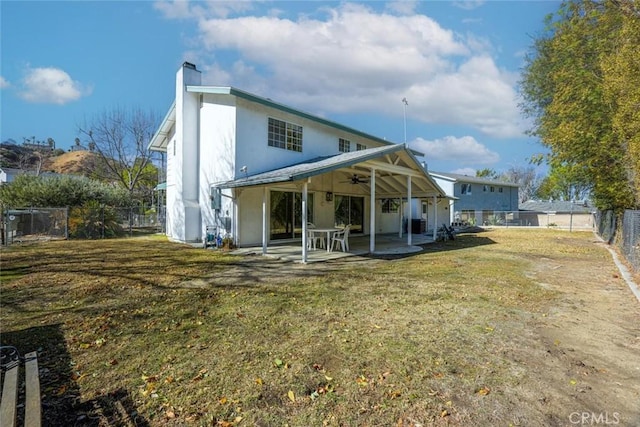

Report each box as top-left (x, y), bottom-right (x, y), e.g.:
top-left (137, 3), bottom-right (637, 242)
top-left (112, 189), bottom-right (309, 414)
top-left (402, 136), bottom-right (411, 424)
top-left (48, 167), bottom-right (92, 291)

top-left (78, 107), bottom-right (160, 202)
top-left (519, 0), bottom-right (638, 211)
top-left (535, 162), bottom-right (591, 201)
top-left (476, 168), bottom-right (499, 180)
top-left (0, 174), bottom-right (130, 208)
top-left (501, 165), bottom-right (541, 204)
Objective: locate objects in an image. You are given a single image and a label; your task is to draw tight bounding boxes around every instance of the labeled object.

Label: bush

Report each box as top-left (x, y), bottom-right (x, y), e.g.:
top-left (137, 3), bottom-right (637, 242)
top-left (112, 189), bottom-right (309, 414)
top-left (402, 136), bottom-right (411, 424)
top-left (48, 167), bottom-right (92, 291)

top-left (69, 201), bottom-right (124, 239)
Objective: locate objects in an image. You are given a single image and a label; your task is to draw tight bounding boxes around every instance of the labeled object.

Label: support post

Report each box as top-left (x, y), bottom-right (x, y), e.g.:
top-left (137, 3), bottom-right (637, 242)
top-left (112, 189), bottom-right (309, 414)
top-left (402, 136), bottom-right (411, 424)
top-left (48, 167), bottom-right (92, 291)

top-left (302, 181), bottom-right (308, 263)
top-left (370, 168), bottom-right (376, 253)
top-left (432, 196), bottom-right (438, 241)
top-left (262, 187), bottom-right (268, 255)
top-left (407, 176), bottom-right (412, 246)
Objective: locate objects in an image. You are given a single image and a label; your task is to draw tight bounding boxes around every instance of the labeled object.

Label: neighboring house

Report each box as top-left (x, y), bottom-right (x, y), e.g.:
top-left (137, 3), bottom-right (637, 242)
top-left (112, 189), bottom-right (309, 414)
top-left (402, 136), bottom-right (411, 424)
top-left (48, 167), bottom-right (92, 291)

top-left (518, 200), bottom-right (595, 229)
top-left (0, 167), bottom-right (33, 185)
top-left (429, 172), bottom-right (520, 225)
top-left (148, 63), bottom-right (446, 261)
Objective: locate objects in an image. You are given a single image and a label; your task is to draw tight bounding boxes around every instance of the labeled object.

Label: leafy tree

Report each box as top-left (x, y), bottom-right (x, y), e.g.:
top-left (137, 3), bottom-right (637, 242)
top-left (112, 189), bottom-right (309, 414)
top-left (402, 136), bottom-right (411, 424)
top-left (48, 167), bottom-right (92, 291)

top-left (601, 1), bottom-right (640, 206)
top-left (78, 107), bottom-right (160, 202)
top-left (535, 162), bottom-right (591, 201)
top-left (519, 0), bottom-right (638, 211)
top-left (476, 168), bottom-right (499, 180)
top-left (0, 174), bottom-right (130, 208)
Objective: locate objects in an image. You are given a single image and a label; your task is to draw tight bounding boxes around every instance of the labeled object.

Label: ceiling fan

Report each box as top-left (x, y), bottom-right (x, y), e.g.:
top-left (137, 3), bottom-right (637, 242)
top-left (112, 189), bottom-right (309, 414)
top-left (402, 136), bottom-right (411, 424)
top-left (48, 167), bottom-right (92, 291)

top-left (342, 174), bottom-right (370, 184)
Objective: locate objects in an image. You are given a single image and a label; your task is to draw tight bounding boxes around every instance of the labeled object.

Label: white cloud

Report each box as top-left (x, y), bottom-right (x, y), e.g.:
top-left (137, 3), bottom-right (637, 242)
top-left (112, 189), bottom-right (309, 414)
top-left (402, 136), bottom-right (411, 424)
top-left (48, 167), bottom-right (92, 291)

top-left (19, 67), bottom-right (91, 105)
top-left (410, 135), bottom-right (500, 166)
top-left (385, 0), bottom-right (419, 15)
top-left (161, 2), bottom-right (527, 138)
top-left (154, 0), bottom-right (255, 20)
top-left (450, 167), bottom-right (477, 175)
top-left (453, 1), bottom-right (485, 11)
top-left (0, 76), bottom-right (9, 89)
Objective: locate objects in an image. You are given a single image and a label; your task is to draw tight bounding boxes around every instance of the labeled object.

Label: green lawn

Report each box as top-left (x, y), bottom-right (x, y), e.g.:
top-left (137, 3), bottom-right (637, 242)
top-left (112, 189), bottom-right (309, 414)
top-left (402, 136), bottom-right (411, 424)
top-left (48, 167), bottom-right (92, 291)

top-left (0, 229), bottom-right (602, 426)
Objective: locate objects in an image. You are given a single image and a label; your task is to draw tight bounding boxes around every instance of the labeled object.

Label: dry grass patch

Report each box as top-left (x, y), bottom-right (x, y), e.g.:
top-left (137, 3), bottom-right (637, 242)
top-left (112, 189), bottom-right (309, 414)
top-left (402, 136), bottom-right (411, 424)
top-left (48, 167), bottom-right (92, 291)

top-left (0, 229), bottom-right (609, 425)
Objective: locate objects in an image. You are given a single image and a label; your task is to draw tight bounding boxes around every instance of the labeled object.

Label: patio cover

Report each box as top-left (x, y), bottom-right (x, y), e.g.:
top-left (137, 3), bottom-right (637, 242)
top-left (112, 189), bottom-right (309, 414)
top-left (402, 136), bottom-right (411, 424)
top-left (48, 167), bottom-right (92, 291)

top-left (213, 143), bottom-right (447, 263)
top-left (213, 144), bottom-right (444, 198)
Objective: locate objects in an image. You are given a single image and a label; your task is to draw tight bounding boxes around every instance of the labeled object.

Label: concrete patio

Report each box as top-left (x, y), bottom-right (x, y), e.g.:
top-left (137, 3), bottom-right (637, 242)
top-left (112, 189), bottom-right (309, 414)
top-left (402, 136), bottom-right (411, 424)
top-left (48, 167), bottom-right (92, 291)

top-left (229, 232), bottom-right (436, 263)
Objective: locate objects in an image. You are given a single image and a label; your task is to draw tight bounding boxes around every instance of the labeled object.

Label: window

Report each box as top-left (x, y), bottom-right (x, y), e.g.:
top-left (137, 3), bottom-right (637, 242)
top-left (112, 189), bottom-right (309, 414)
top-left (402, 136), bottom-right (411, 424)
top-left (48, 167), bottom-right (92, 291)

top-left (356, 143), bottom-right (367, 151)
top-left (339, 138), bottom-right (351, 153)
top-left (268, 118), bottom-right (303, 152)
top-left (498, 187), bottom-right (503, 193)
top-left (461, 183), bottom-right (472, 195)
top-left (483, 185), bottom-right (488, 192)
top-left (490, 186), bottom-right (495, 192)
top-left (381, 198), bottom-right (400, 213)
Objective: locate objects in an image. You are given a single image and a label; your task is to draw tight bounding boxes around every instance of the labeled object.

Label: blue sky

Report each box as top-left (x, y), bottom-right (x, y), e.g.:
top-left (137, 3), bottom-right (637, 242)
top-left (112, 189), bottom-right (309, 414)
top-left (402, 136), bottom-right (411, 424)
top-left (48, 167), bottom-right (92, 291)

top-left (1, 0), bottom-right (560, 175)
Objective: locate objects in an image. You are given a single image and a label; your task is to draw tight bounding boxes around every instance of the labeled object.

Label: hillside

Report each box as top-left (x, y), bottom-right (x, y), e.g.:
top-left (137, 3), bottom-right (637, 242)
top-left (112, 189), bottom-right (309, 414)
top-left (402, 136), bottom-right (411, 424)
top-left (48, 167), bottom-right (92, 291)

top-left (45, 150), bottom-right (99, 175)
top-left (0, 143), bottom-right (98, 177)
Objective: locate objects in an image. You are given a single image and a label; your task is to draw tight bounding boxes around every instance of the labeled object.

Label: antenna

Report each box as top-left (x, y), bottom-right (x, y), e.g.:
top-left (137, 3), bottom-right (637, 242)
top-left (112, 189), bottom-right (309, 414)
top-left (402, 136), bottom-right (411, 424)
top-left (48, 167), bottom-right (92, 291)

top-left (402, 98), bottom-right (408, 144)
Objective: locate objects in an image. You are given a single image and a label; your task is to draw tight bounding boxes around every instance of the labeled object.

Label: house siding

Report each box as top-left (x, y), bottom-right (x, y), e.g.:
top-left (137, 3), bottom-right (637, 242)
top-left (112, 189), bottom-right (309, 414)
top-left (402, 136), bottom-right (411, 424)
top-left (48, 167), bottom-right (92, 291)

top-left (156, 63), bottom-right (444, 246)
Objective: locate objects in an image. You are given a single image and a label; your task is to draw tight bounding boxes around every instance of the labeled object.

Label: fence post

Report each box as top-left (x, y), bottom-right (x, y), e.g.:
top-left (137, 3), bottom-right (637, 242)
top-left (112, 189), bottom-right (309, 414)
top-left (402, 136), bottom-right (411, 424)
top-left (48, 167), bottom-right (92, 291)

top-left (65, 206), bottom-right (69, 239)
top-left (1, 207), bottom-right (5, 246)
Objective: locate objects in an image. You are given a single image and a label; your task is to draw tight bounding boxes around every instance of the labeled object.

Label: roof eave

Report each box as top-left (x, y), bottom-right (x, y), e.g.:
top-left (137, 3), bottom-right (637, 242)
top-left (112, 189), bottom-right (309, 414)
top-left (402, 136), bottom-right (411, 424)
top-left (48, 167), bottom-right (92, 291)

top-left (148, 101), bottom-right (176, 152)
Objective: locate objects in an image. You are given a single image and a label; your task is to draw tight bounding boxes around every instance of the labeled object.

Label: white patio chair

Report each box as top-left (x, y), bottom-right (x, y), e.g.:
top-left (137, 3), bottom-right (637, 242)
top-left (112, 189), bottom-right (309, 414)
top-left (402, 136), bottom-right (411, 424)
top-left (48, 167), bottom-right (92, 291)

top-left (306, 223), bottom-right (324, 250)
top-left (331, 224), bottom-right (351, 252)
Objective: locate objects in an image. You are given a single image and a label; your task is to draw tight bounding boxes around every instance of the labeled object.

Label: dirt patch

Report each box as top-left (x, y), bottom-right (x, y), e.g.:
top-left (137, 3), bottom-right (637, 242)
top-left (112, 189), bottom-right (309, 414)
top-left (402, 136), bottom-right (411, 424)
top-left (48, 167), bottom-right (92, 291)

top-left (510, 236), bottom-right (640, 426)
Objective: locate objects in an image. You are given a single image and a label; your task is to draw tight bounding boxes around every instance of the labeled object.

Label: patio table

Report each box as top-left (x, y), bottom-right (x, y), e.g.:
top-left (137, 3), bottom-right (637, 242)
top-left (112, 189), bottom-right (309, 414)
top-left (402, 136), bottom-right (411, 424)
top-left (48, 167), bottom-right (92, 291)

top-left (309, 228), bottom-right (341, 252)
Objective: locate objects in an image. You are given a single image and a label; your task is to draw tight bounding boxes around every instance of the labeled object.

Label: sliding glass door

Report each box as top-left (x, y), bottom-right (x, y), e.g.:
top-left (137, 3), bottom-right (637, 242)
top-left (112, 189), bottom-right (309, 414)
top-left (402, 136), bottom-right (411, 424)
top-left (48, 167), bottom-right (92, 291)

top-left (270, 190), bottom-right (314, 240)
top-left (334, 195), bottom-right (364, 234)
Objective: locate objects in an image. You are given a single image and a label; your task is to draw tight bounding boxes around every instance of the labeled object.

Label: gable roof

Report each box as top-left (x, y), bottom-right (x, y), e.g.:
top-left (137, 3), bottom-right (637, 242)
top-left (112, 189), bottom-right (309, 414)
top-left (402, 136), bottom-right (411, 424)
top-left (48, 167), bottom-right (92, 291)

top-left (213, 144), bottom-right (446, 198)
top-left (430, 171), bottom-right (519, 187)
top-left (148, 86), bottom-right (413, 153)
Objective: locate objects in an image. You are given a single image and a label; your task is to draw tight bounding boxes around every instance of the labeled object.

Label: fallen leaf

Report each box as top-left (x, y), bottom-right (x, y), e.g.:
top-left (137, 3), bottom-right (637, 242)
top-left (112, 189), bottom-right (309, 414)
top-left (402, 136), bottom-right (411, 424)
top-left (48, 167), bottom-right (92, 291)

top-left (255, 377), bottom-right (263, 385)
top-left (477, 386), bottom-right (490, 396)
top-left (219, 396), bottom-right (228, 404)
top-left (287, 390), bottom-right (296, 403)
top-left (441, 409), bottom-right (449, 417)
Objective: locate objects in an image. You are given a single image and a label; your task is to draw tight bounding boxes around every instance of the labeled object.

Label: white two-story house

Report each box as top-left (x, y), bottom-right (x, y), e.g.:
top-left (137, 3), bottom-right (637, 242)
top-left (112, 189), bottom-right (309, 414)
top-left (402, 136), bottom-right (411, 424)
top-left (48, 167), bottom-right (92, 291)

top-left (149, 63), bottom-right (446, 262)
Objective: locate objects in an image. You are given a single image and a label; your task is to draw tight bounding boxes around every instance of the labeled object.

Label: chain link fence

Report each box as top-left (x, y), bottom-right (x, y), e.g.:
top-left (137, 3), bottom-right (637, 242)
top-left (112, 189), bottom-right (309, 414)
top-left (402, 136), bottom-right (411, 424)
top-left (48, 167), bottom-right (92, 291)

top-left (620, 210), bottom-right (640, 272)
top-left (595, 209), bottom-right (640, 273)
top-left (2, 206), bottom-right (166, 245)
top-left (457, 210), bottom-right (595, 231)
top-left (1, 207), bottom-right (69, 245)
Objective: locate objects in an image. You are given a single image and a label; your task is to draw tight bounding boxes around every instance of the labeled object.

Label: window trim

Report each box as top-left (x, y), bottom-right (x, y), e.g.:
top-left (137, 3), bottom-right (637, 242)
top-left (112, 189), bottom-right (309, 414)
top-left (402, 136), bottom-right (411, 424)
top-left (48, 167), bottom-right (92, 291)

top-left (339, 138), bottom-right (351, 153)
top-left (268, 117), bottom-right (303, 152)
